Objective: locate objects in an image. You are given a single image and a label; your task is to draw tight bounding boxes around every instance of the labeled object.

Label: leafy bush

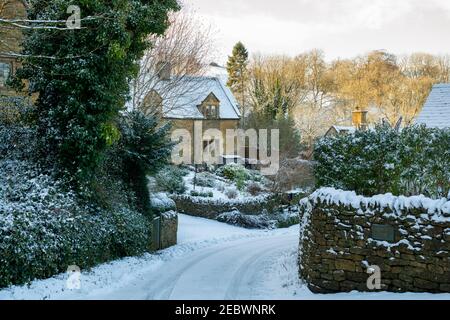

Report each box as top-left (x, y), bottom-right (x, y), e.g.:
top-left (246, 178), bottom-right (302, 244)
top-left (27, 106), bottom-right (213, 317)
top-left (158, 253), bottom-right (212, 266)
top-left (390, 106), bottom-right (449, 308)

top-left (315, 125), bottom-right (450, 198)
top-left (155, 166), bottom-right (187, 194)
top-left (150, 193), bottom-right (176, 214)
top-left (0, 160), bottom-right (151, 288)
top-left (193, 172), bottom-right (216, 188)
top-left (115, 111), bottom-right (173, 217)
top-left (225, 187), bottom-right (238, 199)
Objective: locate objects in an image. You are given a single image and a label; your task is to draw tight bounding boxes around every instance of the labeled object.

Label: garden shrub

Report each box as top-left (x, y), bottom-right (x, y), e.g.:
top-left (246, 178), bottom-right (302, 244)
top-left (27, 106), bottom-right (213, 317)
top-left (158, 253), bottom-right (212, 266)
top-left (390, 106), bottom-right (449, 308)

top-left (154, 166), bottom-right (187, 194)
top-left (246, 181), bottom-right (264, 196)
top-left (190, 190), bottom-right (214, 198)
top-left (0, 160), bottom-right (151, 288)
top-left (193, 172), bottom-right (216, 188)
top-left (314, 125), bottom-right (450, 198)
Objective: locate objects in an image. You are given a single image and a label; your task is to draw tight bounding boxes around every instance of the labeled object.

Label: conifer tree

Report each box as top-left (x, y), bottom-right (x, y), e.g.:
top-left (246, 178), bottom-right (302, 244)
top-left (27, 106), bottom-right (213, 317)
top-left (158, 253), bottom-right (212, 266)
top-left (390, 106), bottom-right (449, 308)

top-left (227, 42), bottom-right (249, 123)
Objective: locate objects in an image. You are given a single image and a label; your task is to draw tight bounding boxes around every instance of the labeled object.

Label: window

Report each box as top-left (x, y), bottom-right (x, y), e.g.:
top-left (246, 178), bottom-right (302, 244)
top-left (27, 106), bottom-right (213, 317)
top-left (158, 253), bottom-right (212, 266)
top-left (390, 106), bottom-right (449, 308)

top-left (0, 62), bottom-right (11, 87)
top-left (203, 105), bottom-right (218, 119)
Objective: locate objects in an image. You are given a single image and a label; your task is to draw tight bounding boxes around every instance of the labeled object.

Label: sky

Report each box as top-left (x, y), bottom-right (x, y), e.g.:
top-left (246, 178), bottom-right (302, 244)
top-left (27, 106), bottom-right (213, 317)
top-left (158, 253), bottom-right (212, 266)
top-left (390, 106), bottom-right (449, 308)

top-left (185, 0), bottom-right (450, 63)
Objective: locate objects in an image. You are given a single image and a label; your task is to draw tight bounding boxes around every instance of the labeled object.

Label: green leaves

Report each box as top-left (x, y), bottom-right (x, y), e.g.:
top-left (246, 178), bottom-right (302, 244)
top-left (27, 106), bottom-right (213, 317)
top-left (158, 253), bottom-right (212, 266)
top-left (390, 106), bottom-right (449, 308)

top-left (315, 125), bottom-right (450, 198)
top-left (15, 0), bottom-right (179, 188)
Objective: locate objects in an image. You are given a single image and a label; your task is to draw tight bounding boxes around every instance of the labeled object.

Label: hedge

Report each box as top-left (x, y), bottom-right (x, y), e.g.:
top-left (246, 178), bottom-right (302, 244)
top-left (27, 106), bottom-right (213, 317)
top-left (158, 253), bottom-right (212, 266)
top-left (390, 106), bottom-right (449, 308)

top-left (314, 125), bottom-right (450, 198)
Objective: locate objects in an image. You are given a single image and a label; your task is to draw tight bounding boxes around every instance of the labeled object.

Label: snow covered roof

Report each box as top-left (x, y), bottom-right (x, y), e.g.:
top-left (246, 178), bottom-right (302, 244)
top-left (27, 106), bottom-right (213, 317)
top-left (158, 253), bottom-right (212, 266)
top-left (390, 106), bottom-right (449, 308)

top-left (332, 126), bottom-right (356, 133)
top-left (160, 76), bottom-right (240, 120)
top-left (415, 84), bottom-right (450, 129)
top-left (325, 126), bottom-right (356, 137)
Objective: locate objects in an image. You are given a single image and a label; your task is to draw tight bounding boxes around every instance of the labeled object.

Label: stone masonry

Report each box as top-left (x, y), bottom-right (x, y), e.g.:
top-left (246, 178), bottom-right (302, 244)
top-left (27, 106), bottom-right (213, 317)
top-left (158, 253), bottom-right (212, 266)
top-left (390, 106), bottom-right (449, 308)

top-left (299, 188), bottom-right (450, 294)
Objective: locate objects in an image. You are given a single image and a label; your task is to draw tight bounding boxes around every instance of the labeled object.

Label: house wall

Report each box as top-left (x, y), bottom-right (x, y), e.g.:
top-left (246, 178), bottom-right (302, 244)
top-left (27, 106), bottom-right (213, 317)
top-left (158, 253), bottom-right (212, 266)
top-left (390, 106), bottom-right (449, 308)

top-left (0, 0), bottom-right (26, 95)
top-left (168, 118), bottom-right (240, 162)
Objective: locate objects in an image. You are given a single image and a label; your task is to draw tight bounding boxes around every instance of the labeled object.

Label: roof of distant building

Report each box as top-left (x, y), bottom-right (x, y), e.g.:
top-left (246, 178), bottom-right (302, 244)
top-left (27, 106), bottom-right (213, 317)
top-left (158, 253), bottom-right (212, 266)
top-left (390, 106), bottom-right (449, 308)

top-left (415, 84), bottom-right (450, 129)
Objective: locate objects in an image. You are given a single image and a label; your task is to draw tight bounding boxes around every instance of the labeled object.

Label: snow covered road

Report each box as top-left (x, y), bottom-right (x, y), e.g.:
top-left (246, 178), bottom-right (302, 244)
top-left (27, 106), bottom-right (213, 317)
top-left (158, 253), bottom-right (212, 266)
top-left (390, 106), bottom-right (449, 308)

top-left (134, 234), bottom-right (296, 300)
top-left (1, 214), bottom-right (449, 300)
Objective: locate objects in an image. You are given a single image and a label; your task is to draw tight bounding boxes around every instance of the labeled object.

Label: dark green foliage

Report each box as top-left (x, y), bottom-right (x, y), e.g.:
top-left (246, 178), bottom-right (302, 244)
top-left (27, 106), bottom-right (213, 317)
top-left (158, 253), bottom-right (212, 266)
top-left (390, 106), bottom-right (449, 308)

top-left (154, 165), bottom-right (187, 194)
top-left (115, 111), bottom-right (173, 217)
top-left (13, 0), bottom-right (179, 186)
top-left (314, 125), bottom-right (450, 198)
top-left (190, 190), bottom-right (213, 198)
top-left (0, 158), bottom-right (151, 288)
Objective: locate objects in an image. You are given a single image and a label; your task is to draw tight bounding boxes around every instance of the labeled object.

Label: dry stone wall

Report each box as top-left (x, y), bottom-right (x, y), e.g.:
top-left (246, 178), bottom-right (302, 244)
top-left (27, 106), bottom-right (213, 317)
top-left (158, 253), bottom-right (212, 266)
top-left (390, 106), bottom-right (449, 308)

top-left (299, 188), bottom-right (450, 293)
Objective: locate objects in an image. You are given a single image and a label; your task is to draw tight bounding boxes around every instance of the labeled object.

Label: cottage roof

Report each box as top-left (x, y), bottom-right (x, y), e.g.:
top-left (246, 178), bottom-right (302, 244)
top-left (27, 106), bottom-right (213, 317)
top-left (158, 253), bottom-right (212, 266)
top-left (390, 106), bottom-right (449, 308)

top-left (160, 76), bottom-right (240, 120)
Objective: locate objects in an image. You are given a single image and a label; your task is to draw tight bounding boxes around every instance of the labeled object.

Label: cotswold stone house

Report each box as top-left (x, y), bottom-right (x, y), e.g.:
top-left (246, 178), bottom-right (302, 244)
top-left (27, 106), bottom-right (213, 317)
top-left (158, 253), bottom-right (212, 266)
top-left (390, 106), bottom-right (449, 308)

top-left (141, 64), bottom-right (241, 161)
top-left (0, 0), bottom-right (26, 93)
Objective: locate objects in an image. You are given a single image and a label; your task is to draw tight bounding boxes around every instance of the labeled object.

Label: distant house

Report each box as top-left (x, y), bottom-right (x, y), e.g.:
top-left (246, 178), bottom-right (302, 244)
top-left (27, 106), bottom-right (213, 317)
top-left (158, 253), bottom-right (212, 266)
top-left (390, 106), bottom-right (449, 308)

top-left (325, 110), bottom-right (368, 138)
top-left (140, 63), bottom-right (241, 162)
top-left (415, 84), bottom-right (450, 129)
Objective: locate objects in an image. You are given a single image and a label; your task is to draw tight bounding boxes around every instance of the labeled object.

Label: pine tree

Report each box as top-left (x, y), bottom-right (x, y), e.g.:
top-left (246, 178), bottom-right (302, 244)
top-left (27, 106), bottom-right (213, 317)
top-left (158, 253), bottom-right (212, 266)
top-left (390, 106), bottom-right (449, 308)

top-left (13, 0), bottom-right (179, 187)
top-left (227, 42), bottom-right (249, 123)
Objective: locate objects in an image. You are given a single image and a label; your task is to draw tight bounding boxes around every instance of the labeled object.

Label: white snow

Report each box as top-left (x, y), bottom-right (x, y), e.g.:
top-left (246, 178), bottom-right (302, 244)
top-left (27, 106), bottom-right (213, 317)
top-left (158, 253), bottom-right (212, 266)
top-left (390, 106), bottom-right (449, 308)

top-left (303, 188), bottom-right (450, 218)
top-left (0, 214), bottom-right (448, 300)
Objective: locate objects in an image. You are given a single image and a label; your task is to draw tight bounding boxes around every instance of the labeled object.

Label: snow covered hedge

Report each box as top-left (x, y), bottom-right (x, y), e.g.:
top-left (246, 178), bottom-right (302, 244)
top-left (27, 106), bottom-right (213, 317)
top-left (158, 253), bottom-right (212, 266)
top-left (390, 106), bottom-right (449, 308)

top-left (0, 159), bottom-right (152, 288)
top-left (0, 119), bottom-right (151, 287)
top-left (315, 125), bottom-right (450, 198)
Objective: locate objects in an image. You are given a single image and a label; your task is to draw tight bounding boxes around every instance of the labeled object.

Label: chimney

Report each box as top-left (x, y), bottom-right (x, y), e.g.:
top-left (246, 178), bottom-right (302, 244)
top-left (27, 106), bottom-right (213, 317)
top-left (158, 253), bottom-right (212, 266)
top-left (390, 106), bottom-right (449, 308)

top-left (352, 109), bottom-right (368, 130)
top-left (156, 61), bottom-right (171, 81)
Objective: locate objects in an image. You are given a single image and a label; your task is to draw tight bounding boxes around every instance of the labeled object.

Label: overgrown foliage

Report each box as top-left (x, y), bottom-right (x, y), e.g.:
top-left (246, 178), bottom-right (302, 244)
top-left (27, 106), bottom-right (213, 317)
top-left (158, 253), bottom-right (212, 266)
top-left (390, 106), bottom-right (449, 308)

top-left (0, 118), bottom-right (151, 288)
top-left (114, 111), bottom-right (173, 217)
top-left (154, 165), bottom-right (187, 194)
top-left (315, 125), bottom-right (450, 198)
top-left (12, 0), bottom-right (179, 187)
top-left (227, 41), bottom-right (249, 118)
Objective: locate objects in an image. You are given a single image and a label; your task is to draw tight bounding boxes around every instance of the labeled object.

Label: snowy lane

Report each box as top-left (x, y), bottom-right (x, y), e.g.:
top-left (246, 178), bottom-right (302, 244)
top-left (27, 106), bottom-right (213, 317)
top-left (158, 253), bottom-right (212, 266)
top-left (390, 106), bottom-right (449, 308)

top-left (145, 234), bottom-right (296, 300)
top-left (2, 214), bottom-right (449, 300)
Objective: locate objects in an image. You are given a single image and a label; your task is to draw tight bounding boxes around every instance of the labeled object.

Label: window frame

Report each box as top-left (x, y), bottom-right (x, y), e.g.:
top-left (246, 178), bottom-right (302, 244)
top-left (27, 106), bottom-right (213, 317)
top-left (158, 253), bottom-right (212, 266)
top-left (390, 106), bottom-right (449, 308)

top-left (0, 61), bottom-right (12, 88)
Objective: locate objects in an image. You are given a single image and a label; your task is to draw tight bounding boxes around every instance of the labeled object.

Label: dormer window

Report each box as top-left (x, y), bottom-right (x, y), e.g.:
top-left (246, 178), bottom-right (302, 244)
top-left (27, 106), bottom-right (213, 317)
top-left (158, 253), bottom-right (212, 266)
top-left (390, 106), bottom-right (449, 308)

top-left (0, 62), bottom-right (11, 87)
top-left (200, 93), bottom-right (220, 119)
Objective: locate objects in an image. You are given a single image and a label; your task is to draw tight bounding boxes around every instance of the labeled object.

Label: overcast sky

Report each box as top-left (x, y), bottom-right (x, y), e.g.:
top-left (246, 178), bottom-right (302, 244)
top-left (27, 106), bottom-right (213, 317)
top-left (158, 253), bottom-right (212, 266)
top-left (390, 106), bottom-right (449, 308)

top-left (185, 0), bottom-right (450, 63)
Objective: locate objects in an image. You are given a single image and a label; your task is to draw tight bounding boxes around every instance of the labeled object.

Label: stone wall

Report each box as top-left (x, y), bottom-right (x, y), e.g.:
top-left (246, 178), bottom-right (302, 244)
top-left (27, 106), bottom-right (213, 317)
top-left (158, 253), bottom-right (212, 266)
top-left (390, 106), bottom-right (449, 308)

top-left (299, 188), bottom-right (450, 294)
top-left (172, 194), bottom-right (282, 219)
top-left (160, 211), bottom-right (178, 250)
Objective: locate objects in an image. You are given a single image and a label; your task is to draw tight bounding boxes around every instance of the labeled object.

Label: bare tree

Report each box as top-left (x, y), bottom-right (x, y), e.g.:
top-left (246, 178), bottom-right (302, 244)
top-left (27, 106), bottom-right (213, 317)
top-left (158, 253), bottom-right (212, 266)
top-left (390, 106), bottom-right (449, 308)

top-left (129, 9), bottom-right (215, 117)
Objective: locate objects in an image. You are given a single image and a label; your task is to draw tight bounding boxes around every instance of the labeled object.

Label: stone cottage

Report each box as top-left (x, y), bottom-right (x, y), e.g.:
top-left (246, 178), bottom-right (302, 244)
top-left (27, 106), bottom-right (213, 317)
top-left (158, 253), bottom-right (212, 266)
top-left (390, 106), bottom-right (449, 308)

top-left (140, 63), bottom-right (241, 162)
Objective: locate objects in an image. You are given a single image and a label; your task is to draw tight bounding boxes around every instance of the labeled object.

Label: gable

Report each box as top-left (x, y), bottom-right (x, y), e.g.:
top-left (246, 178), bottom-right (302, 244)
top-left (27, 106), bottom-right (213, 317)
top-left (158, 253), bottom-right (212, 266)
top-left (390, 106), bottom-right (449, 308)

top-left (201, 92), bottom-right (220, 105)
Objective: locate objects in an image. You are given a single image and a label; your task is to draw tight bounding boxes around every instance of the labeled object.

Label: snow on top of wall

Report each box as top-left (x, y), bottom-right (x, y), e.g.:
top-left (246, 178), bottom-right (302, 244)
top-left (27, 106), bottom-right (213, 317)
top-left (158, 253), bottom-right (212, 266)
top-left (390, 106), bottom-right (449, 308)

top-left (301, 188), bottom-right (450, 219)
